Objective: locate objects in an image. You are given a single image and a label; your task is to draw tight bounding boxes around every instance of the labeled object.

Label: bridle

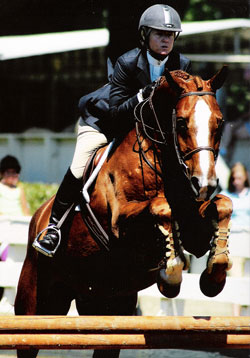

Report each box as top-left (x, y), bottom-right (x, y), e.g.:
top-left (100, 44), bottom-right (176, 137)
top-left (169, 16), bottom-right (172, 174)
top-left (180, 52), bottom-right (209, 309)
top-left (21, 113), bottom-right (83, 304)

top-left (134, 87), bottom-right (218, 180)
top-left (173, 91), bottom-right (218, 178)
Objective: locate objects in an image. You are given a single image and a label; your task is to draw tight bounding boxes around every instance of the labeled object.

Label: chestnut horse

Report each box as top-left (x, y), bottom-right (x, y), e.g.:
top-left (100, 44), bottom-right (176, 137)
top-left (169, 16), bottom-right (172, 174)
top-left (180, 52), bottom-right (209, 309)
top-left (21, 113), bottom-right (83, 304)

top-left (15, 68), bottom-right (232, 358)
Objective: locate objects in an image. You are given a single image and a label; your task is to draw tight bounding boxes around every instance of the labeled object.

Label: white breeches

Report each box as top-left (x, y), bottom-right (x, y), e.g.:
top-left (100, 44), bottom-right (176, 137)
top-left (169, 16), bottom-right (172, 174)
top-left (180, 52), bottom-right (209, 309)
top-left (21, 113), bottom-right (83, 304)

top-left (70, 120), bottom-right (108, 179)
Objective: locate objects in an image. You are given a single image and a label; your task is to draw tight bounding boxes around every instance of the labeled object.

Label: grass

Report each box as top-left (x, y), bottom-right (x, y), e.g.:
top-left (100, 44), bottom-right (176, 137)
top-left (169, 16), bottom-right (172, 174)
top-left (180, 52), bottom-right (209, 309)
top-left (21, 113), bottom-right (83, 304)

top-left (21, 182), bottom-right (59, 215)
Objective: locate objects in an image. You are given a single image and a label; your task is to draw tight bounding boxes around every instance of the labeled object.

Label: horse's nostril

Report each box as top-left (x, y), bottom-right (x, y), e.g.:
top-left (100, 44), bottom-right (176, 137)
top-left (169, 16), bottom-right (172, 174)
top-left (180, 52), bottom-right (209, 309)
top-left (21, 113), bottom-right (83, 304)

top-left (191, 176), bottom-right (200, 192)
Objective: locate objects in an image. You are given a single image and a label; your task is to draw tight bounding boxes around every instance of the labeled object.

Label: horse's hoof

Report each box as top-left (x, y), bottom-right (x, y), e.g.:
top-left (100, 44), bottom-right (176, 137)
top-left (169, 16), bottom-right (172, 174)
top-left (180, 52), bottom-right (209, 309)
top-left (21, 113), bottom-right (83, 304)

top-left (157, 269), bottom-right (181, 298)
top-left (199, 269), bottom-right (226, 297)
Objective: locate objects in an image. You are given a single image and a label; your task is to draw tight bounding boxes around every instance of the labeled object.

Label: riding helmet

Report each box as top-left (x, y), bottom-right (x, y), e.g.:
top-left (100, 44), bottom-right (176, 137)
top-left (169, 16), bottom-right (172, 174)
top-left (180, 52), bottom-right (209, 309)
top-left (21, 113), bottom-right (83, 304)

top-left (139, 4), bottom-right (182, 46)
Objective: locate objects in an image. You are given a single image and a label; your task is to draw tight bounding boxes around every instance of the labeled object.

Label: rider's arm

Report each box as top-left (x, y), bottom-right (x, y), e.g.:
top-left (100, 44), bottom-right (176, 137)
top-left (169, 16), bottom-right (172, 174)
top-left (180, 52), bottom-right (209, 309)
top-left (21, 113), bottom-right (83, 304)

top-left (109, 56), bottom-right (140, 125)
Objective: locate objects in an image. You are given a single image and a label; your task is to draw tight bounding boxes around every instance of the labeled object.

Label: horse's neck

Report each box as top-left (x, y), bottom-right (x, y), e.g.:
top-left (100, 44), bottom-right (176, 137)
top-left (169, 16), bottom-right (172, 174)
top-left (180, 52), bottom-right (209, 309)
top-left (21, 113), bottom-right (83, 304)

top-left (162, 140), bottom-right (197, 207)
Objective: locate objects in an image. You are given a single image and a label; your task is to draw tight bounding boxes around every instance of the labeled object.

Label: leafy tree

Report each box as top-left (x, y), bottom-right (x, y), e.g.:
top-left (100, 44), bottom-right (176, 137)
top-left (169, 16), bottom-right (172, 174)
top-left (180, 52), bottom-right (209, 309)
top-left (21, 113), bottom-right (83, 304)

top-left (22, 182), bottom-right (58, 215)
top-left (184, 0), bottom-right (249, 21)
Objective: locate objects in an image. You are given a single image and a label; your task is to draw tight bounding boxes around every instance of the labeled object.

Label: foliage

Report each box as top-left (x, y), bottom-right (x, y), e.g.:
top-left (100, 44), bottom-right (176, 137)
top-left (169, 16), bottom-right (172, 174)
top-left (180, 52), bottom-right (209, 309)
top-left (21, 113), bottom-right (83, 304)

top-left (183, 0), bottom-right (249, 21)
top-left (226, 83), bottom-right (250, 121)
top-left (184, 0), bottom-right (221, 21)
top-left (21, 182), bottom-right (59, 215)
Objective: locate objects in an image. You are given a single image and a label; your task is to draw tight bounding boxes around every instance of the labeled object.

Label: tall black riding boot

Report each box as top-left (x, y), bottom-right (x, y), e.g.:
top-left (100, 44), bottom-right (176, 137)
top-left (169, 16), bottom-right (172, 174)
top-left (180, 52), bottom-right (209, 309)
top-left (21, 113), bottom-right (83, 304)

top-left (32, 168), bottom-right (82, 257)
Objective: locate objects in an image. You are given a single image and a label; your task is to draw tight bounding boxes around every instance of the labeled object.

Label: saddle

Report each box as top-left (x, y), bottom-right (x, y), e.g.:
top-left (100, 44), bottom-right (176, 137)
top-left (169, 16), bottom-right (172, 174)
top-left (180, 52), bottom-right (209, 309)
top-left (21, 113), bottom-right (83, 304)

top-left (79, 141), bottom-right (115, 251)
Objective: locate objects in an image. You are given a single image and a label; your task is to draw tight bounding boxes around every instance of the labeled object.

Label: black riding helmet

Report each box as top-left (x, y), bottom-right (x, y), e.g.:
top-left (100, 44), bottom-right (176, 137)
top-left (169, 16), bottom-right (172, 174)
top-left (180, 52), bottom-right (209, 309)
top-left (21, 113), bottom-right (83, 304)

top-left (139, 4), bottom-right (182, 47)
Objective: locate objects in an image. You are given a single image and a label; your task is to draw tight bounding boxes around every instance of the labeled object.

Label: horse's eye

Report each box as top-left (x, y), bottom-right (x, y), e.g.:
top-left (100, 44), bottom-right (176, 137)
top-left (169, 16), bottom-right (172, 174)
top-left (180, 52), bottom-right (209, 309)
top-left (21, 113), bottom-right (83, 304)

top-left (176, 117), bottom-right (188, 133)
top-left (215, 119), bottom-right (225, 143)
top-left (217, 119), bottom-right (225, 132)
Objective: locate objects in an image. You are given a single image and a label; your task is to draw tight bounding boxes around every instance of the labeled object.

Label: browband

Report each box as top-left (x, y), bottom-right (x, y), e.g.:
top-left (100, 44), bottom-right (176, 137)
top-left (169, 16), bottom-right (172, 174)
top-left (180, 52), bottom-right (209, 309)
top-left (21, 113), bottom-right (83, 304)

top-left (179, 91), bottom-right (216, 99)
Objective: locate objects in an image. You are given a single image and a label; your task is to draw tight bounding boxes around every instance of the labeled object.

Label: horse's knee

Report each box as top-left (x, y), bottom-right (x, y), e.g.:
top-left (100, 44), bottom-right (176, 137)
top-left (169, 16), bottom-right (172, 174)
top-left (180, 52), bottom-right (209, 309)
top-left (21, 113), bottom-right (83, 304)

top-left (213, 194), bottom-right (233, 220)
top-left (149, 197), bottom-right (171, 220)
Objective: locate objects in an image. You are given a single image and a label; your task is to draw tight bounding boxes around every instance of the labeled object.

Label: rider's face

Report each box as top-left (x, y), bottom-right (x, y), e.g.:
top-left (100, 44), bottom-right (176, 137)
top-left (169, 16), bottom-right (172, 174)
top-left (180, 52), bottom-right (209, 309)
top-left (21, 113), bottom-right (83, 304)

top-left (149, 29), bottom-right (175, 56)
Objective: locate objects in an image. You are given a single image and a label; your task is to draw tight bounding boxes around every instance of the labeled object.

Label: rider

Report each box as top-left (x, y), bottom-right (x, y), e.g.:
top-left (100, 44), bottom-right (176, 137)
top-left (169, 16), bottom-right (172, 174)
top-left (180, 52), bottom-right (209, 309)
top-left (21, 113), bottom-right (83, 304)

top-left (33, 4), bottom-right (192, 257)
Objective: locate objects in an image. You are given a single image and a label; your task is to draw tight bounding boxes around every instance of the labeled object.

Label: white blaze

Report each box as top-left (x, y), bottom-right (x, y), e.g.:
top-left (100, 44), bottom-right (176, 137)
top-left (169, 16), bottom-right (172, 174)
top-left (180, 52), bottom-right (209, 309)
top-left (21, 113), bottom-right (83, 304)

top-left (194, 99), bottom-right (211, 186)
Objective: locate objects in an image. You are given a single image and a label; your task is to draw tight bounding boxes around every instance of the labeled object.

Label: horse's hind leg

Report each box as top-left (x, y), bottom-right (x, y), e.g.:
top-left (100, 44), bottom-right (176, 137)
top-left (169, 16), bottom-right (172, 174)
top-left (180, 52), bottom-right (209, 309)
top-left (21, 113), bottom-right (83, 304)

top-left (199, 195), bottom-right (233, 297)
top-left (17, 349), bottom-right (38, 358)
top-left (93, 350), bottom-right (120, 358)
top-left (15, 255), bottom-right (39, 358)
top-left (76, 293), bottom-right (137, 358)
top-left (15, 254), bottom-right (73, 358)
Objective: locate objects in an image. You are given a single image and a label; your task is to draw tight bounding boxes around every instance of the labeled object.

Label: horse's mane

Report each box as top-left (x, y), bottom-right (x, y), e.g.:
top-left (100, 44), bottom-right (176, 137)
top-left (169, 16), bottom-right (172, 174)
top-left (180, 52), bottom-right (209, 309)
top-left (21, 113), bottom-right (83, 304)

top-left (171, 70), bottom-right (191, 81)
top-left (158, 70), bottom-right (207, 93)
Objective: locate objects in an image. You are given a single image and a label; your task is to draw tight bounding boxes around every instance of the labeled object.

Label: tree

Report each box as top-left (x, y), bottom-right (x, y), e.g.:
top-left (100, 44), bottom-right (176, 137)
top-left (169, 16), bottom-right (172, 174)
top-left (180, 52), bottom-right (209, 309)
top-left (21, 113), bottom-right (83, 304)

top-left (184, 0), bottom-right (249, 21)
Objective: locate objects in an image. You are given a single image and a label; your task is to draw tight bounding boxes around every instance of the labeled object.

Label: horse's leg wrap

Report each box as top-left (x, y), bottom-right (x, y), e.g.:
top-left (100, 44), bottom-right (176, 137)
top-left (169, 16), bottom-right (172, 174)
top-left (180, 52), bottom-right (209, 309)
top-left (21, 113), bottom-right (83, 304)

top-left (207, 222), bottom-right (233, 274)
top-left (159, 222), bottom-right (189, 285)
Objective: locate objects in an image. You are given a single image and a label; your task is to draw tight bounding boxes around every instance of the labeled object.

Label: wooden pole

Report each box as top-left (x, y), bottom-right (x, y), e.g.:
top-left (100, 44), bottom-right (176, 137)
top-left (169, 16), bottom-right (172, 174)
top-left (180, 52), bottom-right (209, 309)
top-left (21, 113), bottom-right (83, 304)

top-left (0, 316), bottom-right (249, 350)
top-left (0, 333), bottom-right (250, 350)
top-left (1, 316), bottom-right (249, 332)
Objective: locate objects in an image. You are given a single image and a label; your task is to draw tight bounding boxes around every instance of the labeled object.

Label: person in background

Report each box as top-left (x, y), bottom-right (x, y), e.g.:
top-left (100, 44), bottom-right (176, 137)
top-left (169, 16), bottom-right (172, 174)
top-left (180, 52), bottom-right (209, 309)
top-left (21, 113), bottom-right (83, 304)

top-left (0, 155), bottom-right (30, 302)
top-left (220, 162), bottom-right (250, 315)
top-left (0, 155), bottom-right (30, 217)
top-left (33, 3), bottom-right (192, 257)
top-left (221, 162), bottom-right (250, 232)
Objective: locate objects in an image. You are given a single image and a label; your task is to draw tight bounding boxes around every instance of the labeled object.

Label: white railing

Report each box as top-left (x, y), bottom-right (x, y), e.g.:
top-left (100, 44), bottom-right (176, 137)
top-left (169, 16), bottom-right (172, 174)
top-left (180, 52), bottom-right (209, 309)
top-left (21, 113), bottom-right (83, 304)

top-left (0, 216), bottom-right (249, 316)
top-left (0, 132), bottom-right (76, 184)
top-left (2, 132), bottom-right (250, 189)
top-left (0, 216), bottom-right (30, 315)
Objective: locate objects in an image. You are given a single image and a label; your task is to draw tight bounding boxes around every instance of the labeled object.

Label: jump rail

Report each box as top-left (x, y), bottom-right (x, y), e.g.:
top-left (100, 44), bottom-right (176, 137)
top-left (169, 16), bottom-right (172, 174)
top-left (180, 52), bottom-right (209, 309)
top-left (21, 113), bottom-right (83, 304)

top-left (0, 316), bottom-right (249, 350)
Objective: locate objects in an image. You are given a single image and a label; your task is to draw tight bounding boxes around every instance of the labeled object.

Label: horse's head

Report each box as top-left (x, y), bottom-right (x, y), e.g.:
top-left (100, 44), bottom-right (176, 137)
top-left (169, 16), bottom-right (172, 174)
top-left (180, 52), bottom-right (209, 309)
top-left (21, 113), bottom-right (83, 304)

top-left (153, 66), bottom-right (228, 201)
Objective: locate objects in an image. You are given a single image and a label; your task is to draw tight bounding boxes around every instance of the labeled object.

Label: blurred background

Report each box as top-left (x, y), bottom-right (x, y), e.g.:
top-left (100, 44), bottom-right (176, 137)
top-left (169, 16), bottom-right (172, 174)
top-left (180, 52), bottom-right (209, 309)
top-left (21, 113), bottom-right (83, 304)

top-left (0, 0), bottom-right (249, 183)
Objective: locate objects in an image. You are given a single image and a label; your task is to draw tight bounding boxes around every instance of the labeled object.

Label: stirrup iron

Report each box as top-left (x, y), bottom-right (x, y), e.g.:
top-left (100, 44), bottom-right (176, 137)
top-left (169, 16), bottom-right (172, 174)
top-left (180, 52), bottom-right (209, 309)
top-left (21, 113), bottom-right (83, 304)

top-left (32, 225), bottom-right (61, 258)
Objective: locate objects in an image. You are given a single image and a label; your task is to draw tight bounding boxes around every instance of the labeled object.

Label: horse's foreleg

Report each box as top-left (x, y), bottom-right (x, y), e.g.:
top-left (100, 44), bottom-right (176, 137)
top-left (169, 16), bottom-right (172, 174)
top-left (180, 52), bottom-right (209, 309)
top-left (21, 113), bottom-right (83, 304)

top-left (199, 194), bottom-right (233, 297)
top-left (156, 221), bottom-right (189, 298)
top-left (161, 221), bottom-right (189, 280)
top-left (149, 198), bottom-right (189, 298)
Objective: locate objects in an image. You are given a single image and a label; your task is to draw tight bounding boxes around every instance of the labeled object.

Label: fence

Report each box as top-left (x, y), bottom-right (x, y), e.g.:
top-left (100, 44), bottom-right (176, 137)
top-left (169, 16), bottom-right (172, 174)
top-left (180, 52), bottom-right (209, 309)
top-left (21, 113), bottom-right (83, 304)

top-left (0, 216), bottom-right (249, 316)
top-left (0, 133), bottom-right (76, 184)
top-left (0, 316), bottom-right (249, 350)
top-left (0, 132), bottom-right (241, 187)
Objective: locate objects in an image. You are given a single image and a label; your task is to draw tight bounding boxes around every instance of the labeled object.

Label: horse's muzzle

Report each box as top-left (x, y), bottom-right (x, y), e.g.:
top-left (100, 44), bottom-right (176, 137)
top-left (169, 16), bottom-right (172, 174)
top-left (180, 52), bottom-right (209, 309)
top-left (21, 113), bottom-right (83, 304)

top-left (191, 176), bottom-right (218, 201)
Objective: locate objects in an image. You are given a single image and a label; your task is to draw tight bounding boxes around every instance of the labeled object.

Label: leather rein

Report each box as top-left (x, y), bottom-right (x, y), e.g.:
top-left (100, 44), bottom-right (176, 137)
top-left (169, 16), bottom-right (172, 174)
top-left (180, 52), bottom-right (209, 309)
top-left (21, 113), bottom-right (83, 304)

top-left (134, 88), bottom-right (218, 179)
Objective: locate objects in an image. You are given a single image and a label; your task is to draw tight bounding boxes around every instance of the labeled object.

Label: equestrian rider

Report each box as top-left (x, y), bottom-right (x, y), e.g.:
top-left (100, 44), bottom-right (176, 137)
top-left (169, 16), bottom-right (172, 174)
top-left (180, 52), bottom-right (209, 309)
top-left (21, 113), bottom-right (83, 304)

top-left (33, 4), bottom-right (192, 257)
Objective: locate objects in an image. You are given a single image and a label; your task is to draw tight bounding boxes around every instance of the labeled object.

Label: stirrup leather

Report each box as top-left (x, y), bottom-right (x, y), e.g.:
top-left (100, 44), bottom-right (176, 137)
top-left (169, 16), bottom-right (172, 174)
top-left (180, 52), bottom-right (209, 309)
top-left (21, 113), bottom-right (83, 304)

top-left (32, 225), bottom-right (61, 258)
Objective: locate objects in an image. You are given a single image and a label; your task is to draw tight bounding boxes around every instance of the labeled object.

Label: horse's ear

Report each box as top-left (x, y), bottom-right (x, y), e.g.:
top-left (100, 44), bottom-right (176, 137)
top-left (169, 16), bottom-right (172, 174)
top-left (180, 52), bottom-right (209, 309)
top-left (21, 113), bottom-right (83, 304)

top-left (209, 65), bottom-right (228, 91)
top-left (163, 68), bottom-right (182, 95)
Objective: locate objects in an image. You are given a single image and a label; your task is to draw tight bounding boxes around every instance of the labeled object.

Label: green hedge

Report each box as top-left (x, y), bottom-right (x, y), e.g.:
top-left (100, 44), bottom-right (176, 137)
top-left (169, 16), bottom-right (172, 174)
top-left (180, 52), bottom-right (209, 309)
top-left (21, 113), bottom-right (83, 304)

top-left (22, 182), bottom-right (59, 215)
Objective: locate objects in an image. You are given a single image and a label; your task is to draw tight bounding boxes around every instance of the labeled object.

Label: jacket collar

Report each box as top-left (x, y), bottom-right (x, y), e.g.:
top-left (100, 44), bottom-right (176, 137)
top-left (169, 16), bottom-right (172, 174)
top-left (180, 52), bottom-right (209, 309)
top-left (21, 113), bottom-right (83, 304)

top-left (136, 50), bottom-right (151, 86)
top-left (136, 49), bottom-right (178, 85)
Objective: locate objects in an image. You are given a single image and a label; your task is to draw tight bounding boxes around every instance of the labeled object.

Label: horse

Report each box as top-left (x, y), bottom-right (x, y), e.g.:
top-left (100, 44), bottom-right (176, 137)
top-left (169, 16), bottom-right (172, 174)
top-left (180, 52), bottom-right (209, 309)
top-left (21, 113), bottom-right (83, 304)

top-left (14, 67), bottom-right (233, 358)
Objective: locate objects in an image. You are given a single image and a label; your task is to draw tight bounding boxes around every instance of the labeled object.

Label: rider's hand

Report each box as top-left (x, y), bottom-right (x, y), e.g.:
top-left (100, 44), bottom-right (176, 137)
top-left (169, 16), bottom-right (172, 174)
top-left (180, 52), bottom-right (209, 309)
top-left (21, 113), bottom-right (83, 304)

top-left (141, 82), bottom-right (156, 99)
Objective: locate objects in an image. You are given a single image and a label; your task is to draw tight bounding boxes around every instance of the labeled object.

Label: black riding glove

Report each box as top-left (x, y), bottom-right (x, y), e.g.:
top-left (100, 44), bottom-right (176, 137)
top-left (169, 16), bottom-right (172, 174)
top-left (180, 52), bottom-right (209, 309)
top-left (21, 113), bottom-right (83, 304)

top-left (141, 82), bottom-right (156, 99)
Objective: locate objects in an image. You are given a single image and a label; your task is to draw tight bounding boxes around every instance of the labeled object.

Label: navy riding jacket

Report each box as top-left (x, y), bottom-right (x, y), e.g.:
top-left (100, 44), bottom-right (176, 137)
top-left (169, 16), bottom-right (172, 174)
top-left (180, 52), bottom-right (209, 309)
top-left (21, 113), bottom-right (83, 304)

top-left (78, 48), bottom-right (191, 139)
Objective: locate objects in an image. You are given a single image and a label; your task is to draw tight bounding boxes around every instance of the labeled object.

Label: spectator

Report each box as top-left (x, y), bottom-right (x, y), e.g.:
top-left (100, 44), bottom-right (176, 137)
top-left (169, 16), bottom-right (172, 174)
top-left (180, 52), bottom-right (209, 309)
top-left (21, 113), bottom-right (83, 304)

top-left (220, 162), bottom-right (250, 315)
top-left (0, 155), bottom-right (30, 217)
top-left (0, 155), bottom-right (30, 303)
top-left (220, 162), bottom-right (250, 232)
